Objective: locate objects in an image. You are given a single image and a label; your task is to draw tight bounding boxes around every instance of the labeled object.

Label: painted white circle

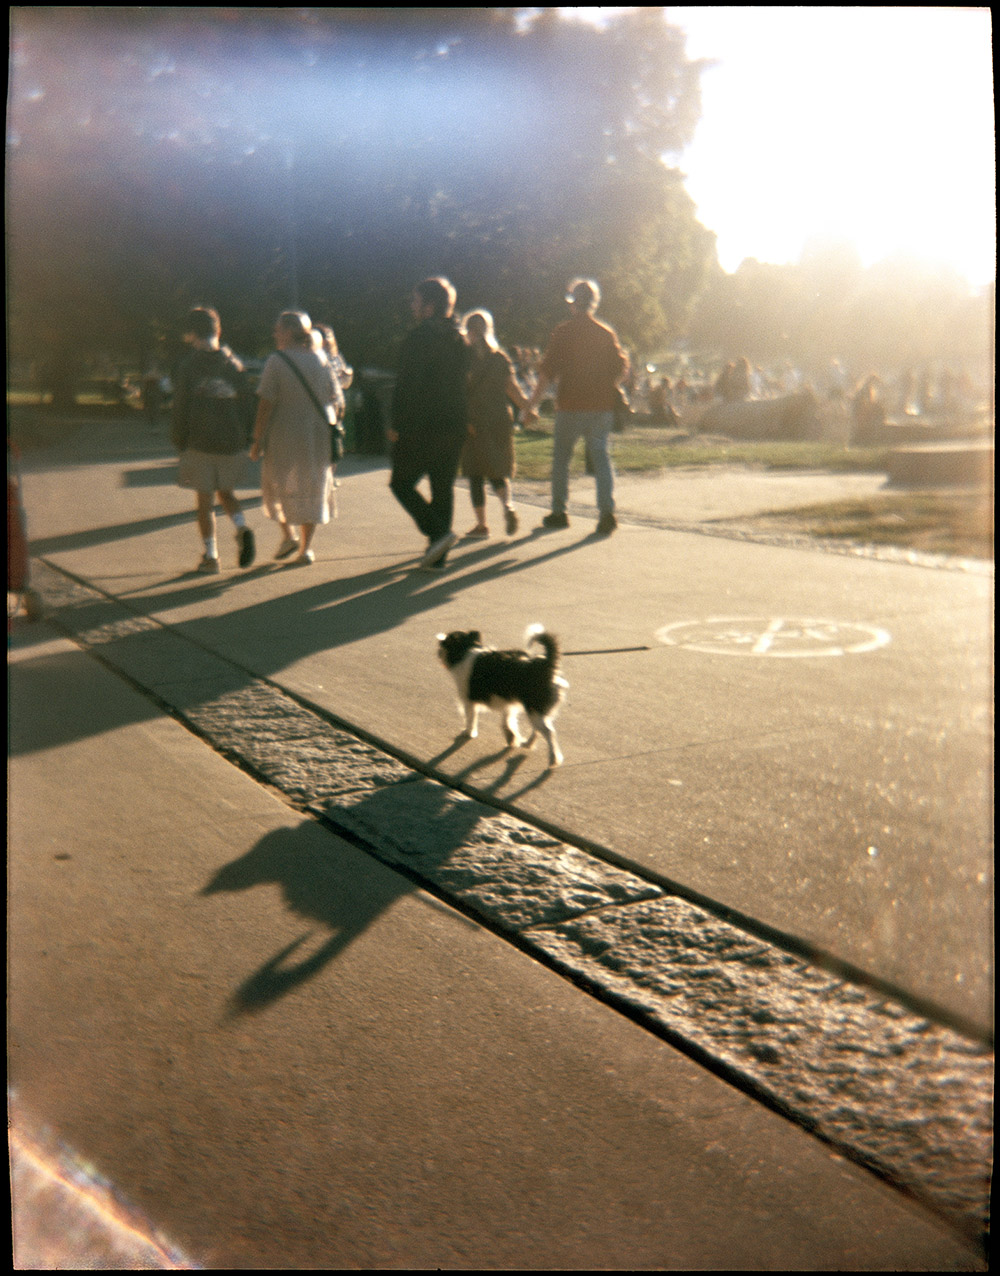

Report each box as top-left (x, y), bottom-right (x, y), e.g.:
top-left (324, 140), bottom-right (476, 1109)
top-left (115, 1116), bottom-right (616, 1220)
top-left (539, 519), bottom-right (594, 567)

top-left (655, 618), bottom-right (891, 658)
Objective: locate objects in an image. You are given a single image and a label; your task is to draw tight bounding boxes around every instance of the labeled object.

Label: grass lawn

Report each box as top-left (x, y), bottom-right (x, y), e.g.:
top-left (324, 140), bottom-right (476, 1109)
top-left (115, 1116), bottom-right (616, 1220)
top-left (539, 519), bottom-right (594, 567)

top-left (515, 423), bottom-right (993, 560)
top-left (737, 492), bottom-right (993, 560)
top-left (514, 425), bottom-right (893, 480)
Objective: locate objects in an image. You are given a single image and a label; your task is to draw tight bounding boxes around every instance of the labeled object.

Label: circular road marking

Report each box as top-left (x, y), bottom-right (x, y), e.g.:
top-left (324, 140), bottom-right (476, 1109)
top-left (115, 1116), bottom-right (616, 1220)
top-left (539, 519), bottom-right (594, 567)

top-left (655, 618), bottom-right (891, 658)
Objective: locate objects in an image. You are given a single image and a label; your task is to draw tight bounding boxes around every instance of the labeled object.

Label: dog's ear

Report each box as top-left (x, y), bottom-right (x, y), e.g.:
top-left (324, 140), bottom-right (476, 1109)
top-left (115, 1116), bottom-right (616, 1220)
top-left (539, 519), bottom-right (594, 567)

top-left (470, 630), bottom-right (482, 644)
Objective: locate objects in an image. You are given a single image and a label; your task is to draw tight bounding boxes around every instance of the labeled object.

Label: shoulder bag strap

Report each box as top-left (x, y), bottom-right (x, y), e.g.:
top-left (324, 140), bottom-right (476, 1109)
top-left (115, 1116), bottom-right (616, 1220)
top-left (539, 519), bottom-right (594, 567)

top-left (277, 350), bottom-right (331, 425)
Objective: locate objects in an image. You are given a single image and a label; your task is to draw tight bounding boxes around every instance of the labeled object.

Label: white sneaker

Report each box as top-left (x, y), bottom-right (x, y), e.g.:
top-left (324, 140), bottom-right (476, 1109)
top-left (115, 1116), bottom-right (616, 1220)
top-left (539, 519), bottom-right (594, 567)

top-left (419, 531), bottom-right (457, 569)
top-left (274, 535), bottom-right (299, 560)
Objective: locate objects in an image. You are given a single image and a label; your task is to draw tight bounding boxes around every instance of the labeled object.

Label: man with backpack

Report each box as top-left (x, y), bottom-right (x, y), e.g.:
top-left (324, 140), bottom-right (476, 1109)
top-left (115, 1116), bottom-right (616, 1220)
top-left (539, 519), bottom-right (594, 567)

top-left (171, 307), bottom-right (256, 573)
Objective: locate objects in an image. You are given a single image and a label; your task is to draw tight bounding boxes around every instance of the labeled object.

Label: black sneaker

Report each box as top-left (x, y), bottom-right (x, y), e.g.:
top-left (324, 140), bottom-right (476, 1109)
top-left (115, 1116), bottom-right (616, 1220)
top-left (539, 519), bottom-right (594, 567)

top-left (504, 507), bottom-right (519, 536)
top-left (595, 512), bottom-right (618, 536)
top-left (237, 526), bottom-right (256, 568)
top-left (541, 511), bottom-right (570, 530)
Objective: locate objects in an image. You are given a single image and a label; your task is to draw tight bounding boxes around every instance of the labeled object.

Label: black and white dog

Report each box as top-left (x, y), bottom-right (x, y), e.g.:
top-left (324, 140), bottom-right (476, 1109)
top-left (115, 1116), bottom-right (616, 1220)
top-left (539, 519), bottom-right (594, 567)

top-left (436, 623), bottom-right (568, 767)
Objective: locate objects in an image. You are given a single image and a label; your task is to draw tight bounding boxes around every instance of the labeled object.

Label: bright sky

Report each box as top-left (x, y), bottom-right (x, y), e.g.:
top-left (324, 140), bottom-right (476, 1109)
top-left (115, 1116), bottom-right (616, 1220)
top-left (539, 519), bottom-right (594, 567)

top-left (665, 6), bottom-right (996, 288)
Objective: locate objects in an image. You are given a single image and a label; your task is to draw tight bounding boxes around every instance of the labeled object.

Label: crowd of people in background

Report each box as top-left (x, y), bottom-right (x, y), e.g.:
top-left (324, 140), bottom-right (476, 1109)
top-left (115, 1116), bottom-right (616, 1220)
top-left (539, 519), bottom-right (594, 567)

top-left (19, 339), bottom-right (987, 443)
top-left (496, 345), bottom-right (987, 438)
top-left (15, 288), bottom-right (991, 579)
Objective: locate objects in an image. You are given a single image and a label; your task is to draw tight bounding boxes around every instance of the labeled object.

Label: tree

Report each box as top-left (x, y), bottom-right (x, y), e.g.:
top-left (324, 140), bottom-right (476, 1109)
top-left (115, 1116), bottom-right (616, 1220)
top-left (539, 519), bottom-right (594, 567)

top-left (687, 241), bottom-right (992, 386)
top-left (7, 6), bottom-right (716, 377)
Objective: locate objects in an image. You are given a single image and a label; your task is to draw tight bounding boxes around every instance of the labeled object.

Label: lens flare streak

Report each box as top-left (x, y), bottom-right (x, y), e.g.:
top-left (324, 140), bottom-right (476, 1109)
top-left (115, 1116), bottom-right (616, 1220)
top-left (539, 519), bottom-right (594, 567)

top-left (10, 1127), bottom-right (199, 1270)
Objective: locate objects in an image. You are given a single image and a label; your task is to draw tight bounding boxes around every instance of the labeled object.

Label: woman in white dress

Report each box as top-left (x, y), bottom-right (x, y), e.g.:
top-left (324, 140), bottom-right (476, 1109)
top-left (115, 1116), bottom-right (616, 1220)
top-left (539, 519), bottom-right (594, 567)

top-left (250, 311), bottom-right (343, 565)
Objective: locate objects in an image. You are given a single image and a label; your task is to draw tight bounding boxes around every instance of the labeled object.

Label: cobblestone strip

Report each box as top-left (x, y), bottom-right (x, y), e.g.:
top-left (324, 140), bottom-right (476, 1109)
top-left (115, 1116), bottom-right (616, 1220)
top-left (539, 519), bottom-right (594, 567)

top-left (29, 559), bottom-right (993, 1242)
top-left (527, 901), bottom-right (992, 1236)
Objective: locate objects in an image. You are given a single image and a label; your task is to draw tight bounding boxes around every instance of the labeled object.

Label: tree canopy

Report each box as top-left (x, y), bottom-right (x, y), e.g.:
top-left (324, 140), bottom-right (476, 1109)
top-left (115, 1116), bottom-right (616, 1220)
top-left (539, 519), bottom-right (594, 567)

top-left (8, 6), bottom-right (718, 368)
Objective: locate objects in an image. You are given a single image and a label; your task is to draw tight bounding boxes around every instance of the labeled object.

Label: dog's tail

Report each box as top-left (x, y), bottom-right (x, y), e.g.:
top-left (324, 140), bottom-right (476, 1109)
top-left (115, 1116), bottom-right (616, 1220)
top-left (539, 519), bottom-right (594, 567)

top-left (524, 622), bottom-right (560, 670)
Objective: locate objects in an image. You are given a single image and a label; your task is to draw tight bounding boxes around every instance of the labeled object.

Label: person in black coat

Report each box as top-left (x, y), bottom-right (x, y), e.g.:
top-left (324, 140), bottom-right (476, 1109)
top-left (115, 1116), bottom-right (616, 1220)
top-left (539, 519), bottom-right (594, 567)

top-left (387, 277), bottom-right (471, 570)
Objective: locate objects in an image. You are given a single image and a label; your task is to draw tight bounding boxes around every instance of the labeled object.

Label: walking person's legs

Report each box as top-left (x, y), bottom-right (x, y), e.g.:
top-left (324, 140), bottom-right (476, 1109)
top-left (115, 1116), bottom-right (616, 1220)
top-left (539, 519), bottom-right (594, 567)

top-left (466, 475), bottom-right (489, 537)
top-left (585, 412), bottom-right (617, 534)
top-left (544, 411), bottom-right (582, 527)
top-left (217, 488), bottom-right (256, 567)
top-left (294, 521), bottom-right (317, 564)
top-left (194, 490), bottom-right (221, 572)
top-left (273, 519), bottom-right (299, 558)
top-left (419, 443), bottom-right (461, 566)
top-left (390, 437), bottom-right (461, 567)
top-left (493, 477), bottom-right (518, 534)
top-left (585, 414), bottom-right (615, 511)
top-left (389, 454), bottom-right (434, 539)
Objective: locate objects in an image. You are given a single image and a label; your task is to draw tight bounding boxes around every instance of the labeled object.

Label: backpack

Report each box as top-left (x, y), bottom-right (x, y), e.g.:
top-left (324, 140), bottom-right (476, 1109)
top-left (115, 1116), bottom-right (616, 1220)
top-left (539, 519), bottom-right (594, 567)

top-left (184, 348), bottom-right (252, 453)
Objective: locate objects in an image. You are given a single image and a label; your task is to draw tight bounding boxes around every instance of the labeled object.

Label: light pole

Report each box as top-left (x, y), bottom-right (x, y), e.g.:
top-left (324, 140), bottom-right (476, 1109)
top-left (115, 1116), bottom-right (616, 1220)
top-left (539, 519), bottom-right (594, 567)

top-left (282, 139), bottom-right (300, 309)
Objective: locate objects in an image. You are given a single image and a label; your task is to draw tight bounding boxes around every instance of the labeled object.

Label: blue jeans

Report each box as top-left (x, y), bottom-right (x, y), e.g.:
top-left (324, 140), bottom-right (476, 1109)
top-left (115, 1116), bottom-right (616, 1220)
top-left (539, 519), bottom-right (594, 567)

top-left (551, 410), bottom-right (615, 516)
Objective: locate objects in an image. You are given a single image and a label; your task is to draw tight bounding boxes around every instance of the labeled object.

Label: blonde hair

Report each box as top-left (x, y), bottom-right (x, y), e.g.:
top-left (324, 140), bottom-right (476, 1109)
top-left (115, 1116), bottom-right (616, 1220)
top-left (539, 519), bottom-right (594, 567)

top-left (461, 309), bottom-right (498, 350)
top-left (276, 310), bottom-right (313, 347)
top-left (314, 324), bottom-right (339, 357)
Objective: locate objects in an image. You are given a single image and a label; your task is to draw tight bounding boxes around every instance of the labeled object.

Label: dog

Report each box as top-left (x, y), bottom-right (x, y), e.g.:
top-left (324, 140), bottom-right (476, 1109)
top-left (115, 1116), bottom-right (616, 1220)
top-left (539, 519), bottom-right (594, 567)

top-left (436, 623), bottom-right (568, 767)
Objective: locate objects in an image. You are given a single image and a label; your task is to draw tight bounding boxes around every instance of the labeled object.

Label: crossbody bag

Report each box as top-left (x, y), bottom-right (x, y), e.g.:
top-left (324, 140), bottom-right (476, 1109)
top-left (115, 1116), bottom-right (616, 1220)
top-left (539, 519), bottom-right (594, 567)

top-left (277, 350), bottom-right (346, 459)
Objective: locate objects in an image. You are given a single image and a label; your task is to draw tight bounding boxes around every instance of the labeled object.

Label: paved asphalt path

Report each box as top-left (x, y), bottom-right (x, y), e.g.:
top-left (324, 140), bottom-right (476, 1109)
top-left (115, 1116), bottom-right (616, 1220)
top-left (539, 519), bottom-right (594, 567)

top-left (11, 621), bottom-right (982, 1270)
top-left (16, 420), bottom-right (992, 1034)
top-left (9, 417), bottom-right (992, 1267)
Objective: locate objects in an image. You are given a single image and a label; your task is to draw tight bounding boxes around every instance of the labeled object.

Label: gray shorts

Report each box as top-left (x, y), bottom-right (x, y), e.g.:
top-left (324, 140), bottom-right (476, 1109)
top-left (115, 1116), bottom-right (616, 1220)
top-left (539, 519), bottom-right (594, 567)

top-left (177, 449), bottom-right (252, 493)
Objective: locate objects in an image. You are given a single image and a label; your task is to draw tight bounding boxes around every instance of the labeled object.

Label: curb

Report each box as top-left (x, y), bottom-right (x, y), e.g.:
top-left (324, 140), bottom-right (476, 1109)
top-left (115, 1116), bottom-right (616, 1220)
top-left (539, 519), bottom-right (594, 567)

top-left (26, 556), bottom-right (993, 1249)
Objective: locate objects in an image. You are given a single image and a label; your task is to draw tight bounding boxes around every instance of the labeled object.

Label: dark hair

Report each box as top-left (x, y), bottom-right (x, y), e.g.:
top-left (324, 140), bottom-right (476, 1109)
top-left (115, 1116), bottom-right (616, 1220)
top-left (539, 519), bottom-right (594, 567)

top-left (185, 307), bottom-right (221, 340)
top-left (565, 278), bottom-right (600, 312)
top-left (414, 276), bottom-right (457, 318)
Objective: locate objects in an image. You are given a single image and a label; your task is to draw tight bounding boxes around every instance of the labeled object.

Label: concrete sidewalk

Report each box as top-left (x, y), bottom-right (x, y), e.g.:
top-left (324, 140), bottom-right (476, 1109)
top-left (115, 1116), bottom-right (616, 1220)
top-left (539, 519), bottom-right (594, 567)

top-left (8, 622), bottom-right (985, 1270)
top-left (9, 417), bottom-right (991, 1266)
top-left (18, 438), bottom-right (988, 1027)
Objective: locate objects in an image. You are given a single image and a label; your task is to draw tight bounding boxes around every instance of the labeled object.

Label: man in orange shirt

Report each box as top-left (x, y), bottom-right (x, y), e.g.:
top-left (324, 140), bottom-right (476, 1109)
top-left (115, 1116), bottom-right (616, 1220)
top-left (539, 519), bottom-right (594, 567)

top-left (523, 278), bottom-right (629, 536)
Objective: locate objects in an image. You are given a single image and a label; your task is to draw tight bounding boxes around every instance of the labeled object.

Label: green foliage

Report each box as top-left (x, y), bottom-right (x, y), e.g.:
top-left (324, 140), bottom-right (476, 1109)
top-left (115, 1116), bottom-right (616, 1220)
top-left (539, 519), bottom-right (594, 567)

top-left (8, 7), bottom-right (715, 370)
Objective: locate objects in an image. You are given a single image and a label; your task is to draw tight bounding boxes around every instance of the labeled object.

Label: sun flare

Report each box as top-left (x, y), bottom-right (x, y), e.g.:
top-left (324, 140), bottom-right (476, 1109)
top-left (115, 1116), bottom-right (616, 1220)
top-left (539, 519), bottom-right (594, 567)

top-left (671, 6), bottom-right (995, 287)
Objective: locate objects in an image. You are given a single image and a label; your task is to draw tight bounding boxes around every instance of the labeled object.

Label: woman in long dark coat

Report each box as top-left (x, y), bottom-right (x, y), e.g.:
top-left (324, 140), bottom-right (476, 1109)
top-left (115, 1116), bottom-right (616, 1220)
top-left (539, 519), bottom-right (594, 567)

top-left (460, 310), bottom-right (530, 539)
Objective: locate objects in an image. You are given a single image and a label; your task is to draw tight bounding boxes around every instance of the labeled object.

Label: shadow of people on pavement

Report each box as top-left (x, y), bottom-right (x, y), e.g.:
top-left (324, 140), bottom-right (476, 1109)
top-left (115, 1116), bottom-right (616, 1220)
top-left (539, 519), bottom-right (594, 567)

top-left (202, 782), bottom-right (490, 1016)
